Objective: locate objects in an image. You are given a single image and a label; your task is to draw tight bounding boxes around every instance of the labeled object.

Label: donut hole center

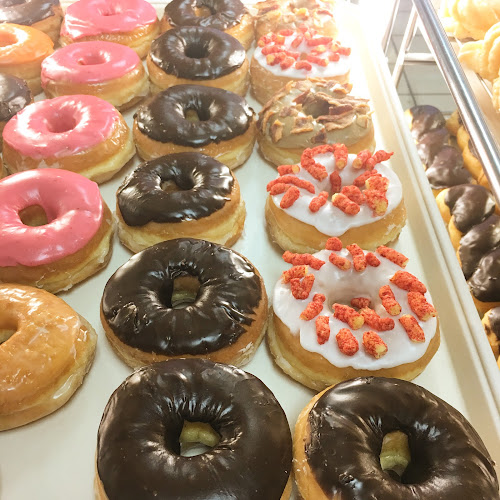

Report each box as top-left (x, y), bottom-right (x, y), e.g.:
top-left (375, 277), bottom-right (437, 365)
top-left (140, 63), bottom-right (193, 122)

top-left (194, 5), bottom-right (215, 17)
top-left (184, 107), bottom-right (209, 122)
top-left (46, 110), bottom-right (78, 134)
top-left (77, 53), bottom-right (108, 65)
top-left (179, 421), bottom-right (220, 457)
top-left (380, 431), bottom-right (411, 481)
top-left (169, 275), bottom-right (201, 309)
top-left (184, 41), bottom-right (210, 59)
top-left (98, 5), bottom-right (122, 16)
top-left (0, 33), bottom-right (18, 48)
top-left (19, 205), bottom-right (49, 227)
top-left (302, 99), bottom-right (331, 119)
top-left (0, 317), bottom-right (18, 345)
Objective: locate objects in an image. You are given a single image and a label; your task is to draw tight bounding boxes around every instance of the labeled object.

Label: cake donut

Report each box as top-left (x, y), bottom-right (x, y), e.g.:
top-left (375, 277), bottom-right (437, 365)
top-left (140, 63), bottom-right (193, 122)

top-left (0, 0), bottom-right (63, 42)
top-left (251, 28), bottom-right (351, 104)
top-left (0, 23), bottom-right (53, 95)
top-left (147, 26), bottom-right (249, 96)
top-left (161, 0), bottom-right (254, 50)
top-left (0, 284), bottom-right (97, 430)
top-left (101, 238), bottom-right (267, 368)
top-left (266, 145), bottom-right (406, 253)
top-left (133, 85), bottom-right (256, 168)
top-left (268, 241), bottom-right (439, 389)
top-left (0, 73), bottom-right (32, 150)
top-left (258, 80), bottom-right (374, 167)
top-left (482, 306), bottom-right (500, 367)
top-left (96, 359), bottom-right (293, 500)
top-left (41, 41), bottom-right (149, 110)
top-left (60, 0), bottom-right (159, 59)
top-left (294, 377), bottom-right (499, 499)
top-left (116, 153), bottom-right (246, 252)
top-left (3, 94), bottom-right (135, 183)
top-left (0, 169), bottom-right (113, 293)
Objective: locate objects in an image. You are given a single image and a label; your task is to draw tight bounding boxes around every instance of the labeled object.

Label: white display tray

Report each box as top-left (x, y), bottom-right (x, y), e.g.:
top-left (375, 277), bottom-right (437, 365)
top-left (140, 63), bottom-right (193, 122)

top-left (1, 3), bottom-right (499, 499)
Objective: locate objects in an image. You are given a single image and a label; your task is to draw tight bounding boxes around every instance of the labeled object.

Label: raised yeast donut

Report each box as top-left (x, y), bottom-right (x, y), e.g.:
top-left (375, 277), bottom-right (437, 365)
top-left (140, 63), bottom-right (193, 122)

top-left (41, 41), bottom-right (149, 110)
top-left (0, 284), bottom-right (97, 431)
top-left (3, 94), bottom-right (135, 183)
top-left (0, 169), bottom-right (113, 293)
top-left (294, 377), bottom-right (499, 499)
top-left (96, 359), bottom-right (292, 500)
top-left (482, 306), bottom-right (500, 367)
top-left (101, 238), bottom-right (267, 368)
top-left (268, 240), bottom-right (439, 390)
top-left (116, 153), bottom-right (246, 252)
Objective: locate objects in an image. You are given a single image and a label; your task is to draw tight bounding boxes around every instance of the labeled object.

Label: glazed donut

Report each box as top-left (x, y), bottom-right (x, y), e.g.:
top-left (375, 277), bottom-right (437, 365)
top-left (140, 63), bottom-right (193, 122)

top-left (3, 94), bottom-right (135, 183)
top-left (268, 241), bottom-right (439, 390)
top-left (0, 169), bottom-right (113, 293)
top-left (161, 0), bottom-right (254, 51)
top-left (133, 85), bottom-right (256, 169)
top-left (462, 134), bottom-right (490, 189)
top-left (116, 153), bottom-right (246, 252)
top-left (251, 28), bottom-right (351, 104)
top-left (101, 238), bottom-right (267, 368)
top-left (96, 359), bottom-right (292, 500)
top-left (257, 80), bottom-right (374, 167)
top-left (265, 145), bottom-right (406, 253)
top-left (294, 377), bottom-right (499, 499)
top-left (0, 0), bottom-right (62, 43)
top-left (147, 26), bottom-right (249, 96)
top-left (60, 0), bottom-right (159, 59)
top-left (0, 284), bottom-right (97, 431)
top-left (482, 306), bottom-right (500, 367)
top-left (446, 109), bottom-right (462, 135)
top-left (254, 0), bottom-right (337, 40)
top-left (41, 41), bottom-right (149, 110)
top-left (0, 73), bottom-right (32, 150)
top-left (0, 23), bottom-right (53, 95)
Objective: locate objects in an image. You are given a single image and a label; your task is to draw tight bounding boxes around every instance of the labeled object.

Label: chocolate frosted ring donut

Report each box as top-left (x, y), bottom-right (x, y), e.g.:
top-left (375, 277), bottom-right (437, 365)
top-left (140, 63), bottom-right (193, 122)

top-left (133, 84), bottom-right (256, 168)
top-left (101, 238), bottom-right (267, 367)
top-left (95, 359), bottom-right (293, 500)
top-left (294, 377), bottom-right (499, 500)
top-left (116, 152), bottom-right (246, 251)
top-left (147, 26), bottom-right (249, 95)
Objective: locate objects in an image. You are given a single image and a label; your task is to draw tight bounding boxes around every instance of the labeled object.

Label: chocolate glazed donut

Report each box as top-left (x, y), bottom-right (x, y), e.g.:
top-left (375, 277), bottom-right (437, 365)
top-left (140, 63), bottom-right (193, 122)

top-left (294, 377), bottom-right (499, 500)
top-left (95, 359), bottom-right (293, 500)
top-left (101, 238), bottom-right (267, 368)
top-left (0, 0), bottom-right (59, 25)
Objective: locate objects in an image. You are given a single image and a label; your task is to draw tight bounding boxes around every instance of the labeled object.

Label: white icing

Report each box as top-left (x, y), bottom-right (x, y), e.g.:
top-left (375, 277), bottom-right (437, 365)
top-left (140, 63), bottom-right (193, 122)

top-left (270, 152), bottom-right (403, 236)
top-left (273, 249), bottom-right (438, 370)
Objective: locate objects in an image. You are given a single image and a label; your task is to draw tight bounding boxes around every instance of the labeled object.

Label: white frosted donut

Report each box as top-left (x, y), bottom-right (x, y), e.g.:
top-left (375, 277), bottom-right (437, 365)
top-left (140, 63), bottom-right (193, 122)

top-left (268, 241), bottom-right (440, 390)
top-left (265, 144), bottom-right (407, 253)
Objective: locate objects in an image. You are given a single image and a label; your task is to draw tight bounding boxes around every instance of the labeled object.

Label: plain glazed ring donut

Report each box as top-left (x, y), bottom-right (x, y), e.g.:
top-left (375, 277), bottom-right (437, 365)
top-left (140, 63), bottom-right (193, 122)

top-left (147, 26), bottom-right (249, 96)
top-left (0, 284), bottom-right (97, 431)
top-left (41, 41), bottom-right (149, 110)
top-left (294, 377), bottom-right (500, 500)
top-left (101, 238), bottom-right (267, 368)
top-left (133, 84), bottom-right (256, 169)
top-left (268, 240), bottom-right (439, 390)
top-left (3, 94), bottom-right (135, 183)
top-left (96, 359), bottom-right (293, 500)
top-left (258, 79), bottom-right (375, 167)
top-left (161, 0), bottom-right (254, 50)
top-left (116, 153), bottom-right (246, 252)
top-left (0, 169), bottom-right (113, 293)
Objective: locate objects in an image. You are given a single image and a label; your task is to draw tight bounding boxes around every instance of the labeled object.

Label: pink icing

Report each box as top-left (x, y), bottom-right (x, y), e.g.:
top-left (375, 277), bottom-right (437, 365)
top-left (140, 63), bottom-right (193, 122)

top-left (61, 0), bottom-right (158, 39)
top-left (0, 169), bottom-right (103, 267)
top-left (3, 94), bottom-right (119, 158)
top-left (41, 41), bottom-right (141, 85)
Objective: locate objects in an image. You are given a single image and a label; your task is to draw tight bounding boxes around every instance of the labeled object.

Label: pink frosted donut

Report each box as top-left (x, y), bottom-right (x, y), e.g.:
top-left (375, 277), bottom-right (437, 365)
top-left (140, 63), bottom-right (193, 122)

top-left (60, 0), bottom-right (160, 58)
top-left (2, 94), bottom-right (136, 183)
top-left (0, 169), bottom-right (114, 293)
top-left (41, 41), bottom-right (149, 109)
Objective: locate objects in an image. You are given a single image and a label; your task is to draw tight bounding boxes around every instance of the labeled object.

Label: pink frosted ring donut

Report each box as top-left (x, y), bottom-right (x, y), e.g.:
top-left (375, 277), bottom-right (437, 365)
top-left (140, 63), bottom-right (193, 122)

top-left (2, 94), bottom-right (136, 183)
top-left (41, 41), bottom-right (149, 109)
top-left (60, 0), bottom-right (160, 58)
top-left (0, 169), bottom-right (114, 293)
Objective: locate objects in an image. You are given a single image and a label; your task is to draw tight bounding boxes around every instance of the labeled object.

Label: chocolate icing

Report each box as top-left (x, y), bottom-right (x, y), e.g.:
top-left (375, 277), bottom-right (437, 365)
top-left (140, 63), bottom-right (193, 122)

top-left (408, 105), bottom-right (445, 141)
top-left (0, 0), bottom-right (59, 25)
top-left (101, 238), bottom-right (263, 355)
top-left (97, 359), bottom-right (292, 500)
top-left (305, 377), bottom-right (499, 500)
top-left (164, 0), bottom-right (246, 30)
top-left (117, 153), bottom-right (234, 226)
top-left (150, 26), bottom-right (245, 80)
top-left (444, 184), bottom-right (496, 233)
top-left (469, 247), bottom-right (500, 302)
top-left (416, 128), bottom-right (449, 166)
top-left (134, 85), bottom-right (254, 147)
top-left (0, 73), bottom-right (31, 123)
top-left (485, 307), bottom-right (500, 340)
top-left (425, 145), bottom-right (472, 189)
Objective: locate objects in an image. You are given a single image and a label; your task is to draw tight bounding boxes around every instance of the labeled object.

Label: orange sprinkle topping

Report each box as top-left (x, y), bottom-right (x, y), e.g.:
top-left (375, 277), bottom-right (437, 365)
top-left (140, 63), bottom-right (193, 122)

top-left (283, 251), bottom-right (325, 270)
top-left (365, 190), bottom-right (388, 216)
top-left (269, 183), bottom-right (289, 195)
top-left (352, 149), bottom-right (372, 169)
top-left (336, 328), bottom-right (359, 355)
top-left (332, 193), bottom-right (360, 215)
top-left (366, 175), bottom-right (389, 192)
top-left (329, 171), bottom-right (342, 193)
top-left (281, 265), bottom-right (308, 283)
top-left (316, 315), bottom-right (330, 344)
top-left (309, 191), bottom-right (329, 212)
top-left (359, 307), bottom-right (395, 331)
top-left (290, 274), bottom-right (315, 300)
top-left (329, 252), bottom-right (351, 270)
top-left (390, 271), bottom-right (427, 294)
top-left (399, 314), bottom-right (425, 342)
top-left (407, 291), bottom-right (437, 321)
top-left (366, 252), bottom-right (381, 267)
top-left (363, 331), bottom-right (388, 358)
top-left (351, 297), bottom-right (371, 309)
top-left (379, 285), bottom-right (401, 315)
top-left (333, 303), bottom-right (364, 329)
top-left (325, 237), bottom-right (342, 251)
top-left (278, 164), bottom-right (300, 175)
top-left (267, 175), bottom-right (315, 194)
top-left (377, 246), bottom-right (408, 268)
top-left (347, 244), bottom-right (367, 272)
top-left (280, 186), bottom-right (300, 208)
top-left (365, 150), bottom-right (393, 169)
top-left (353, 170), bottom-right (381, 188)
top-left (341, 185), bottom-right (366, 204)
top-left (300, 293), bottom-right (326, 320)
